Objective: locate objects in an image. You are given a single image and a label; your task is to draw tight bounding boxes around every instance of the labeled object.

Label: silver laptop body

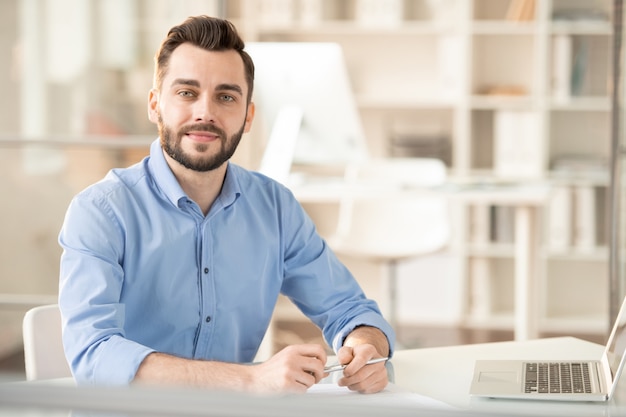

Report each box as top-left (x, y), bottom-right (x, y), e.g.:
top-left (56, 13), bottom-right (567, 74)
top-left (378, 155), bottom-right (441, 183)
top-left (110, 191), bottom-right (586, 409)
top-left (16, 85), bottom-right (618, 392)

top-left (470, 295), bottom-right (626, 401)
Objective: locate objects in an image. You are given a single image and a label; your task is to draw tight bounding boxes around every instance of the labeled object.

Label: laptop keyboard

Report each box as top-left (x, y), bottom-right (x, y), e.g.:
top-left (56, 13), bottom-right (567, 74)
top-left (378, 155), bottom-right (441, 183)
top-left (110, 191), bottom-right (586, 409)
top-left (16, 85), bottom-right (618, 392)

top-left (524, 362), bottom-right (592, 394)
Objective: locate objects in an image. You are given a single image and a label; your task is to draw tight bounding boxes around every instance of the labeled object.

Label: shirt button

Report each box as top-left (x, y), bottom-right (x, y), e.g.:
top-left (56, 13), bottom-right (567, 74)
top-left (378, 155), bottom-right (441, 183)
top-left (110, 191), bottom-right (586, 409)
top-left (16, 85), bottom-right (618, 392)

top-left (205, 316), bottom-right (212, 323)
top-left (204, 267), bottom-right (209, 274)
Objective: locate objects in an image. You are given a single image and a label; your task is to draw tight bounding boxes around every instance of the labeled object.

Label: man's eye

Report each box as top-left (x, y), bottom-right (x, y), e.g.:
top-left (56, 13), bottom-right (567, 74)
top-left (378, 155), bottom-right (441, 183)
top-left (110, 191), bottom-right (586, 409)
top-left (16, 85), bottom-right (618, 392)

top-left (220, 94), bottom-right (235, 102)
top-left (178, 90), bottom-right (195, 97)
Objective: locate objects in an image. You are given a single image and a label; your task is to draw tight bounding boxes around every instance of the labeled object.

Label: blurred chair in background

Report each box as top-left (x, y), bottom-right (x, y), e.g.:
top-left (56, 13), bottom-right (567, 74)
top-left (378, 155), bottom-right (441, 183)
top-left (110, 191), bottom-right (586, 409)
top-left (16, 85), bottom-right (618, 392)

top-left (328, 158), bottom-right (451, 338)
top-left (23, 304), bottom-right (72, 381)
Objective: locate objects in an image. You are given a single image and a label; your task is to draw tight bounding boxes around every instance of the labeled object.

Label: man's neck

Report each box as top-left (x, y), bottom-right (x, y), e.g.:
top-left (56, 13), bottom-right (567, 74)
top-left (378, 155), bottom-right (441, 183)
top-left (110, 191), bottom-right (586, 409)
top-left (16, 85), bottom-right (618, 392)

top-left (164, 151), bottom-right (227, 216)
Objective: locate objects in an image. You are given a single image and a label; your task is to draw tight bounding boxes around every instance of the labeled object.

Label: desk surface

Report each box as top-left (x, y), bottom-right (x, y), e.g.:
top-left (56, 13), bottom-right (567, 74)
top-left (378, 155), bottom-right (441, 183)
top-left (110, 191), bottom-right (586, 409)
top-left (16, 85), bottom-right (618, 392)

top-left (2, 337), bottom-right (626, 417)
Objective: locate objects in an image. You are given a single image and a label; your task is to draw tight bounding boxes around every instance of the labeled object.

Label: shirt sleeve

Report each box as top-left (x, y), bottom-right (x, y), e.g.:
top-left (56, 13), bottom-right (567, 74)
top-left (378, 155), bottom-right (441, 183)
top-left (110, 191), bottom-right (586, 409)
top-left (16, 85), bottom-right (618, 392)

top-left (278, 190), bottom-right (396, 357)
top-left (58, 188), bottom-right (154, 385)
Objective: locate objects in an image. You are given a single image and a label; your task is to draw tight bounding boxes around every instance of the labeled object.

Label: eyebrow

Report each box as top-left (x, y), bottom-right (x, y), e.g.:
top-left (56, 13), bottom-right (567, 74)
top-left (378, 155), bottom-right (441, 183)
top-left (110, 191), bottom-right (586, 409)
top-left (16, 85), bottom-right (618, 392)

top-left (171, 79), bottom-right (243, 96)
top-left (171, 78), bottom-right (200, 88)
top-left (216, 83), bottom-right (244, 97)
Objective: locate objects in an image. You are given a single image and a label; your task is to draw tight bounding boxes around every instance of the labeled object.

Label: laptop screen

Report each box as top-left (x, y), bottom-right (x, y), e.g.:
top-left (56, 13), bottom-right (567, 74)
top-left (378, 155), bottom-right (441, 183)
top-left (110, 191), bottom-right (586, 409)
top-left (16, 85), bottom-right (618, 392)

top-left (605, 295), bottom-right (626, 379)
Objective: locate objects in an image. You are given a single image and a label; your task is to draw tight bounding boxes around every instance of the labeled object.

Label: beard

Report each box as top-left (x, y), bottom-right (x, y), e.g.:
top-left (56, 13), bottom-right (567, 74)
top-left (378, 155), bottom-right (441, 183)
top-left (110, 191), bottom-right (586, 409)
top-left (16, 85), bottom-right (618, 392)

top-left (157, 113), bottom-right (245, 172)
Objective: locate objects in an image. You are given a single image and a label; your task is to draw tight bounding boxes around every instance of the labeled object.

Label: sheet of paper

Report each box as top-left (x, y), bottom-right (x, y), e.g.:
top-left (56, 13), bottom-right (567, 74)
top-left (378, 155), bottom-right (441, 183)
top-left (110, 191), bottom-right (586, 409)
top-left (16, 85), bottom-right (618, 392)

top-left (307, 382), bottom-right (456, 410)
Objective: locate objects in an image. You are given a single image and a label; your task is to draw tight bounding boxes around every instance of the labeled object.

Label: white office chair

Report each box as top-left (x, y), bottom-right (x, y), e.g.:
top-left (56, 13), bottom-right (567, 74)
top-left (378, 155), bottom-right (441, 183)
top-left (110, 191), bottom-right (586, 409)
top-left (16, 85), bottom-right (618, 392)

top-left (22, 303), bottom-right (72, 381)
top-left (328, 158), bottom-right (450, 333)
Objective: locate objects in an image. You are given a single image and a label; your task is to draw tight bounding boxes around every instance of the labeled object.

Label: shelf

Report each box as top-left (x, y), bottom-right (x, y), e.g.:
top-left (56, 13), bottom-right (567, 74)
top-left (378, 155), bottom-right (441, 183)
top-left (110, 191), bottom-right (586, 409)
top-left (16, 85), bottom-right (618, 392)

top-left (471, 21), bottom-right (537, 34)
top-left (544, 247), bottom-right (608, 262)
top-left (470, 95), bottom-right (534, 109)
top-left (539, 315), bottom-right (608, 335)
top-left (467, 243), bottom-right (515, 258)
top-left (548, 171), bottom-right (610, 186)
top-left (550, 20), bottom-right (612, 35)
top-left (356, 94), bottom-right (457, 110)
top-left (467, 315), bottom-right (608, 335)
top-left (468, 245), bottom-right (609, 262)
top-left (549, 96), bottom-right (611, 111)
top-left (465, 313), bottom-right (515, 330)
top-left (256, 21), bottom-right (457, 36)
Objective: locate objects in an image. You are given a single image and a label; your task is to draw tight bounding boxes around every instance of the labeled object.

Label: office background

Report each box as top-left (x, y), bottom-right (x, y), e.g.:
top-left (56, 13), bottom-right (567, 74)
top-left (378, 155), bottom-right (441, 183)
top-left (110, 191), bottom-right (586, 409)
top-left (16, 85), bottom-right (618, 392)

top-left (0, 0), bottom-right (616, 379)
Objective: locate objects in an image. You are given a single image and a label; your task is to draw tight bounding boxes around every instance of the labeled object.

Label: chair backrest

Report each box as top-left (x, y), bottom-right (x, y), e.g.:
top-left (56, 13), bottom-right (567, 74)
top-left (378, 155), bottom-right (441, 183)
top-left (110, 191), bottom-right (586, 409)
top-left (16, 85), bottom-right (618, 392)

top-left (334, 194), bottom-right (450, 259)
top-left (332, 158), bottom-right (450, 259)
top-left (22, 304), bottom-right (72, 381)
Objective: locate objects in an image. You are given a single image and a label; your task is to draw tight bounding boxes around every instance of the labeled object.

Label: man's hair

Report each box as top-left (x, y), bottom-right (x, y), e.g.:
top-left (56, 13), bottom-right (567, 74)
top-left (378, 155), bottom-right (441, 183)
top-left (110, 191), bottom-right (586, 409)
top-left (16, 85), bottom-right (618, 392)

top-left (153, 15), bottom-right (255, 102)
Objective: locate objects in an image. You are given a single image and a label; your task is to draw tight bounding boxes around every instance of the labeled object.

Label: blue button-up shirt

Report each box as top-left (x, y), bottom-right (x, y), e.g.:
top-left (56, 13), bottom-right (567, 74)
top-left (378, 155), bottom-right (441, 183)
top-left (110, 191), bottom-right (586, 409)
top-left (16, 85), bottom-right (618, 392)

top-left (58, 139), bottom-right (394, 386)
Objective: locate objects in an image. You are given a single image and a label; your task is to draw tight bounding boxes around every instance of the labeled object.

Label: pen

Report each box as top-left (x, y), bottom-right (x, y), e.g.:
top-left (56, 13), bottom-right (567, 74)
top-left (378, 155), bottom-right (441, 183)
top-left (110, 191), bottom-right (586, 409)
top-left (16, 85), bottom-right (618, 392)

top-left (324, 357), bottom-right (389, 373)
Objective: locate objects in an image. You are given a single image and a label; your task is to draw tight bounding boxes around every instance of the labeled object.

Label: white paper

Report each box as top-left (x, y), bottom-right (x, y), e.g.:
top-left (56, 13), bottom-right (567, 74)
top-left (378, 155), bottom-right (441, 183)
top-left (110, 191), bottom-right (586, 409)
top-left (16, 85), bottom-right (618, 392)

top-left (307, 382), bottom-right (456, 410)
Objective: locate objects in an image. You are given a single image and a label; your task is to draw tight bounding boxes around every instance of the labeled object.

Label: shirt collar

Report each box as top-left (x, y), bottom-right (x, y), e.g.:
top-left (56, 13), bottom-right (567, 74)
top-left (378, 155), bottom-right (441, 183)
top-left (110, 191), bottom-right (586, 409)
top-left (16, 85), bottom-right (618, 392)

top-left (218, 163), bottom-right (242, 209)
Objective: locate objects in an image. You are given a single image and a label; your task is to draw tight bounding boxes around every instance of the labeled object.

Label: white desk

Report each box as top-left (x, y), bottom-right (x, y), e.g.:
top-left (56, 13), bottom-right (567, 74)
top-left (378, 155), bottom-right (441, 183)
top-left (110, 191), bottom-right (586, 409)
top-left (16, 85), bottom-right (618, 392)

top-left (2, 338), bottom-right (625, 416)
top-left (291, 178), bottom-right (550, 341)
top-left (392, 336), bottom-right (626, 416)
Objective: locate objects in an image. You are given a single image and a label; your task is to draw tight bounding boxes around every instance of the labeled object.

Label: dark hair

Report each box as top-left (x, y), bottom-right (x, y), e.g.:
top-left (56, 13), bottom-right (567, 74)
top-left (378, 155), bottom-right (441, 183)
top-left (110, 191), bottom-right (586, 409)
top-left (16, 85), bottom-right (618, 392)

top-left (154, 15), bottom-right (255, 102)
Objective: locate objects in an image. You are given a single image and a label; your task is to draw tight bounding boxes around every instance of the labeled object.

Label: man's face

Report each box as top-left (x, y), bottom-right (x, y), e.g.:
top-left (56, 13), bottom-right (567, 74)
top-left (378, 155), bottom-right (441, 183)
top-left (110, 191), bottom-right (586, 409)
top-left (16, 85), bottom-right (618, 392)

top-left (148, 43), bottom-right (254, 172)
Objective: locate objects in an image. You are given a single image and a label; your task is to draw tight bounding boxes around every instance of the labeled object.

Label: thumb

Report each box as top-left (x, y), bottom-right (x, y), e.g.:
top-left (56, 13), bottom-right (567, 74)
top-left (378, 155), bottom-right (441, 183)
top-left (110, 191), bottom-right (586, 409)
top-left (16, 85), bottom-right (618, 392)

top-left (337, 345), bottom-right (355, 365)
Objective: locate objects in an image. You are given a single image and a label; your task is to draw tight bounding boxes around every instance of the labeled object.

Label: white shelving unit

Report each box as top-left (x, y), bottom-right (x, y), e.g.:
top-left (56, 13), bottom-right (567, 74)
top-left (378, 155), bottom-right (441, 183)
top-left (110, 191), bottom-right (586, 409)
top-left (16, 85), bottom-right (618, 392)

top-left (221, 0), bottom-right (614, 336)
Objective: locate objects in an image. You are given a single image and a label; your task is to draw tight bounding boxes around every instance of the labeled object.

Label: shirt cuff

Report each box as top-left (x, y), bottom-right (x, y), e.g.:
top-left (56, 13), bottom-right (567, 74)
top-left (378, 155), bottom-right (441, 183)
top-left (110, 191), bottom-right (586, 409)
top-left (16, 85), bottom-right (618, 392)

top-left (92, 335), bottom-right (156, 385)
top-left (331, 312), bottom-right (396, 358)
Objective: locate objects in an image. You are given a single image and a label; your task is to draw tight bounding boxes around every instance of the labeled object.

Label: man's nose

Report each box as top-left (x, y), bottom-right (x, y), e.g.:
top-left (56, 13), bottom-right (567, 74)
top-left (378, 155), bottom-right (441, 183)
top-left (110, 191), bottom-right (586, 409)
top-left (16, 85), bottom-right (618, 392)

top-left (193, 97), bottom-right (216, 123)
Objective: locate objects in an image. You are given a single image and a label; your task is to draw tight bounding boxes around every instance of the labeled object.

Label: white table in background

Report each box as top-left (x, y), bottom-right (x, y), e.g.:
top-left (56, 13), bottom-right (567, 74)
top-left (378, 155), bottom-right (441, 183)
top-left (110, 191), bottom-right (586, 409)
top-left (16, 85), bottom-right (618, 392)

top-left (291, 177), bottom-right (550, 341)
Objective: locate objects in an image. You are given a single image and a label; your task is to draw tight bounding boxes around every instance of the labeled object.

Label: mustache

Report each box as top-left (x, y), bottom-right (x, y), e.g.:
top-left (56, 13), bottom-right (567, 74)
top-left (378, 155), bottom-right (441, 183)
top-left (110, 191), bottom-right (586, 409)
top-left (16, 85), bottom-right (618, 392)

top-left (179, 123), bottom-right (226, 138)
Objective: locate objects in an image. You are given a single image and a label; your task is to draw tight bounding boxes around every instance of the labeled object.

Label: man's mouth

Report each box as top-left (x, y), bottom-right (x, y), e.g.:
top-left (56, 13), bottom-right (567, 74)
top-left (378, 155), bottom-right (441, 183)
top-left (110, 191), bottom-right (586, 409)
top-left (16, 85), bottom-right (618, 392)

top-left (184, 131), bottom-right (220, 142)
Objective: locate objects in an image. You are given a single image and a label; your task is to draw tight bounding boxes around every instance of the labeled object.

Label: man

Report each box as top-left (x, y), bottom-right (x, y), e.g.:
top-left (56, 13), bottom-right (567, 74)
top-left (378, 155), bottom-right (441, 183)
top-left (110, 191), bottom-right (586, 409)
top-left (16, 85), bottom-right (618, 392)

top-left (58, 15), bottom-right (394, 395)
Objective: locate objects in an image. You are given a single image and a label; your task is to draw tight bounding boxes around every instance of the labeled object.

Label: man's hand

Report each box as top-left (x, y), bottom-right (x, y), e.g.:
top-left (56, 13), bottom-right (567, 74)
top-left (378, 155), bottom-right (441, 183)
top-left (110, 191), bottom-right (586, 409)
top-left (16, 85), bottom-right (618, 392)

top-left (336, 326), bottom-right (391, 394)
top-left (251, 344), bottom-right (328, 394)
top-left (335, 344), bottom-right (388, 394)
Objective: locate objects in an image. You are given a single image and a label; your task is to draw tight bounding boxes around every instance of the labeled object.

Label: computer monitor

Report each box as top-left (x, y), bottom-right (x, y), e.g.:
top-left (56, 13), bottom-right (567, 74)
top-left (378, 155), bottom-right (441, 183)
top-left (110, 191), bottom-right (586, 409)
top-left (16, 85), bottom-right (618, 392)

top-left (245, 42), bottom-right (369, 183)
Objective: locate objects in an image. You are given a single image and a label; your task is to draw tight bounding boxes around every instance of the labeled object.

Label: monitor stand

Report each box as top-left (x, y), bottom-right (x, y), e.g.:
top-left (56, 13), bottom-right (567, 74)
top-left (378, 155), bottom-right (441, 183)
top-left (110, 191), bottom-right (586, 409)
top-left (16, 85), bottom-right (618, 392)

top-left (258, 106), bottom-right (303, 184)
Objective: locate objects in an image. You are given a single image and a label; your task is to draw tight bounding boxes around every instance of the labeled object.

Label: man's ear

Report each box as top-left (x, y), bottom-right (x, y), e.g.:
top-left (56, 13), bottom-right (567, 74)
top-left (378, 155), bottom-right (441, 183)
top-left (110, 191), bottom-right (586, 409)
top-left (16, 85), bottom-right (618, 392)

top-left (243, 101), bottom-right (255, 133)
top-left (147, 89), bottom-right (159, 124)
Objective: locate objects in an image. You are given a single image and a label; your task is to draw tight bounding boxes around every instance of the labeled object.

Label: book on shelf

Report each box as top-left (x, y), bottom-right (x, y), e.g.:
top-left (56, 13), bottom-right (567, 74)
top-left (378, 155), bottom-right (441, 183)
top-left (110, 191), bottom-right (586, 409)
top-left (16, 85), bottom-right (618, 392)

top-left (506, 0), bottom-right (535, 21)
top-left (547, 185), bottom-right (572, 251)
top-left (571, 37), bottom-right (590, 97)
top-left (469, 204), bottom-right (490, 245)
top-left (551, 34), bottom-right (573, 101)
top-left (490, 206), bottom-right (514, 244)
top-left (549, 34), bottom-right (591, 99)
top-left (389, 133), bottom-right (451, 164)
top-left (467, 206), bottom-right (493, 319)
top-left (493, 110), bottom-right (543, 179)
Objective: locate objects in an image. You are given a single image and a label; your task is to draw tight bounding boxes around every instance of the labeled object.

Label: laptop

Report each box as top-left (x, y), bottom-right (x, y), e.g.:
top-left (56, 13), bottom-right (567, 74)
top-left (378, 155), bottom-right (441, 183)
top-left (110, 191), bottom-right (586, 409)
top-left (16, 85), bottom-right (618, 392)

top-left (469, 295), bottom-right (626, 401)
